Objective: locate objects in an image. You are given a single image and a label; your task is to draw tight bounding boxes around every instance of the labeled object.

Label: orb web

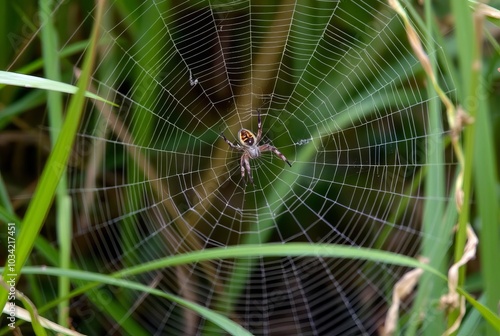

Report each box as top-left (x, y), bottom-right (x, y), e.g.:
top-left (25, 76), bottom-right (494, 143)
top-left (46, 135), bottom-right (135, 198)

top-left (35, 1), bottom-right (456, 334)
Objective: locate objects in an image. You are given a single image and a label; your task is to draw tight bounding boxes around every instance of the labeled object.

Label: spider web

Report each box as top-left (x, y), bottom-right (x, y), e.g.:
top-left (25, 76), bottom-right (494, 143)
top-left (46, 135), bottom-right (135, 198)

top-left (34, 0), bottom-right (456, 334)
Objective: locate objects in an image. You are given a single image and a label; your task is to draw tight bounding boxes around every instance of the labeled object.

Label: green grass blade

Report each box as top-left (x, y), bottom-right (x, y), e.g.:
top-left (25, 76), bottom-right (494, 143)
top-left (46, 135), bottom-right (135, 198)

top-left (0, 0), bottom-right (105, 311)
top-left (18, 267), bottom-right (253, 336)
top-left (4, 243), bottom-right (498, 334)
top-left (0, 71), bottom-right (117, 107)
top-left (473, 75), bottom-right (500, 336)
top-left (39, 0), bottom-right (70, 328)
top-left (11, 243), bottom-right (500, 333)
top-left (450, 0), bottom-right (480, 332)
top-left (409, 1), bottom-right (448, 335)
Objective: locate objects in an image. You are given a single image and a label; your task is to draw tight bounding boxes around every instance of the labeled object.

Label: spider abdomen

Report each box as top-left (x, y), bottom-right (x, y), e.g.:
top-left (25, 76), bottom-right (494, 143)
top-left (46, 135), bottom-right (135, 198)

top-left (238, 129), bottom-right (256, 147)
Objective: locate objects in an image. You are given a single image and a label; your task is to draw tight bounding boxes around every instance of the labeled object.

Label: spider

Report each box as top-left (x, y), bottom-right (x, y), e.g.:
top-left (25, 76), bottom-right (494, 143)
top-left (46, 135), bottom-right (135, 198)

top-left (220, 110), bottom-right (292, 185)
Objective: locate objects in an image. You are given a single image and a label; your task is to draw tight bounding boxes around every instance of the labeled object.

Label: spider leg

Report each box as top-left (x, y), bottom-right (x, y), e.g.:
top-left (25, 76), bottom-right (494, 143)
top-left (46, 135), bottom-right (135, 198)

top-left (241, 154), bottom-right (253, 184)
top-left (260, 144), bottom-right (292, 167)
top-left (220, 132), bottom-right (240, 150)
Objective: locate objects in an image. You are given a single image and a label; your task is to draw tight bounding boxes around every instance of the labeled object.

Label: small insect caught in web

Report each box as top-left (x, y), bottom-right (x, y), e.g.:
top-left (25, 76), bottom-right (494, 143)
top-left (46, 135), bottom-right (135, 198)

top-left (189, 69), bottom-right (198, 86)
top-left (295, 138), bottom-right (312, 146)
